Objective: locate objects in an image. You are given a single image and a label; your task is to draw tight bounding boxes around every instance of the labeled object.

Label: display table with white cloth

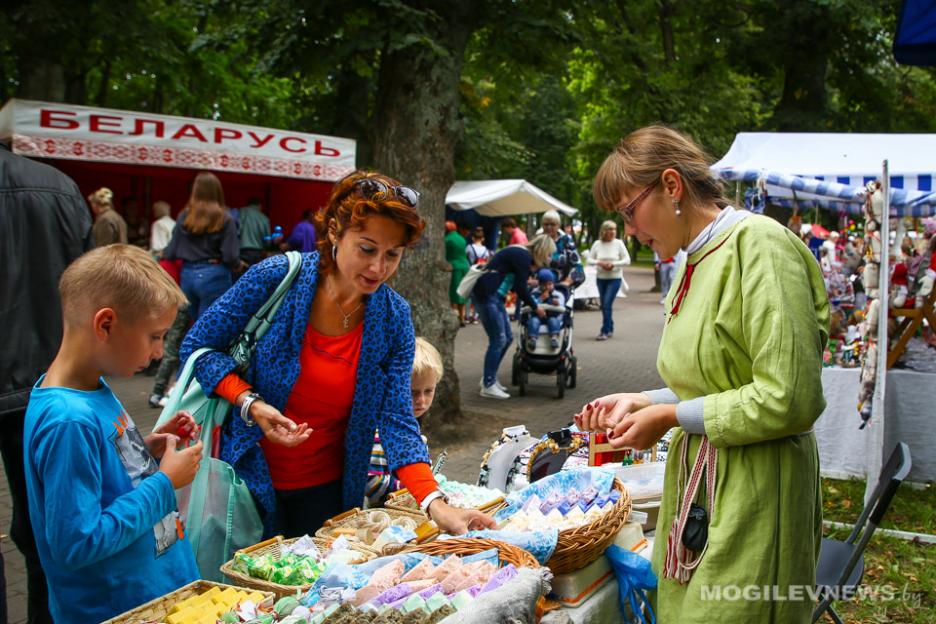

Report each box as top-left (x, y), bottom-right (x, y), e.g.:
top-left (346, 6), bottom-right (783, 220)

top-left (573, 266), bottom-right (629, 300)
top-left (542, 580), bottom-right (624, 624)
top-left (816, 367), bottom-right (936, 481)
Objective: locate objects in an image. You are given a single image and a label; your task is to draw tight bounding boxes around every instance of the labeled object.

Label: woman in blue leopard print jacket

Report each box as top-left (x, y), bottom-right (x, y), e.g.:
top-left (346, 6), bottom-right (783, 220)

top-left (180, 171), bottom-right (495, 538)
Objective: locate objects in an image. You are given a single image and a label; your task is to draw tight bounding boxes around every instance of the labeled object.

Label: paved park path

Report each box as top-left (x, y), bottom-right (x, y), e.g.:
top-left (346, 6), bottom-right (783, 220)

top-left (1, 266), bottom-right (663, 623)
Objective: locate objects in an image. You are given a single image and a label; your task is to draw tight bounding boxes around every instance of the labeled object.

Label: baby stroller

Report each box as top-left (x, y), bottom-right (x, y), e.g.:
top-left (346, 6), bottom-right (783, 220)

top-left (511, 284), bottom-right (578, 399)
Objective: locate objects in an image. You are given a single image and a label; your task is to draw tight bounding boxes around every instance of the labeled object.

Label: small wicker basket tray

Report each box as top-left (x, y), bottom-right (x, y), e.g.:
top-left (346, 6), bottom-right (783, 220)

top-left (314, 507), bottom-right (435, 554)
top-left (219, 535), bottom-right (374, 598)
top-left (100, 580), bottom-right (274, 624)
top-left (544, 478), bottom-right (632, 574)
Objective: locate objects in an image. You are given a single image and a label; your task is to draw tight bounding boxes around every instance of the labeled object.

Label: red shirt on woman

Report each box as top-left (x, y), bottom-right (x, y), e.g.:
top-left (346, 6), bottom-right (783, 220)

top-left (215, 322), bottom-right (437, 501)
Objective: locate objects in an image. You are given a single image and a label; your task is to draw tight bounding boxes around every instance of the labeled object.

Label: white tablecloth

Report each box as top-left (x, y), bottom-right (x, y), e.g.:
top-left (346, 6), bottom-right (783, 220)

top-left (573, 266), bottom-right (629, 300)
top-left (816, 368), bottom-right (936, 482)
top-left (542, 579), bottom-right (624, 624)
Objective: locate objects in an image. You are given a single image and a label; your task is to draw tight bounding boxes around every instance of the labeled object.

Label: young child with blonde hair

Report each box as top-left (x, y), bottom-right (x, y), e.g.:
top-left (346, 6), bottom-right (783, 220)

top-left (23, 244), bottom-right (202, 623)
top-left (365, 337), bottom-right (443, 506)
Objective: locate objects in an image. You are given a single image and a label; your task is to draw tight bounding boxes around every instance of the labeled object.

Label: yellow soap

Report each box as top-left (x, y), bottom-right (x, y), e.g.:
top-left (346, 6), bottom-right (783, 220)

top-left (246, 591), bottom-right (266, 604)
top-left (165, 608), bottom-right (195, 624)
top-left (202, 586), bottom-right (222, 600)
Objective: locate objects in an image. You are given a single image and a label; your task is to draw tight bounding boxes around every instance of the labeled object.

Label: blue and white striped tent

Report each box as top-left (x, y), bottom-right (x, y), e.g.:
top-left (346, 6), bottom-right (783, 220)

top-left (711, 132), bottom-right (936, 217)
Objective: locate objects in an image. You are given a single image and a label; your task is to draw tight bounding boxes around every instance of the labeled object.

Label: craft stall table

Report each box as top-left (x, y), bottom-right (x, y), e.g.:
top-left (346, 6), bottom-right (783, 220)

top-left (816, 367), bottom-right (936, 482)
top-left (543, 580), bottom-right (623, 624)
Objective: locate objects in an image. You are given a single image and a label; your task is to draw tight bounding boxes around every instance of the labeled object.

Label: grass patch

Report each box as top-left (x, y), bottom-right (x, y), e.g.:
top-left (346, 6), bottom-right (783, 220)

top-left (819, 478), bottom-right (935, 622)
top-left (822, 478), bottom-right (935, 534)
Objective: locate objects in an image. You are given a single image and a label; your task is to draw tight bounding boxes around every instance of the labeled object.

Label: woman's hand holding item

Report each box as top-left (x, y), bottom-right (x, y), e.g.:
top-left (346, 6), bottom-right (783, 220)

top-left (249, 400), bottom-right (312, 447)
top-left (574, 392), bottom-right (652, 432)
top-left (536, 308), bottom-right (547, 319)
top-left (606, 403), bottom-right (678, 450)
top-left (427, 499), bottom-right (497, 535)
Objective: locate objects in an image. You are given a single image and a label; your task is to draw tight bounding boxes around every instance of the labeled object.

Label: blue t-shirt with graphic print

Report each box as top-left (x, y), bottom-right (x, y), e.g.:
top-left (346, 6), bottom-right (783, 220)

top-left (24, 377), bottom-right (198, 624)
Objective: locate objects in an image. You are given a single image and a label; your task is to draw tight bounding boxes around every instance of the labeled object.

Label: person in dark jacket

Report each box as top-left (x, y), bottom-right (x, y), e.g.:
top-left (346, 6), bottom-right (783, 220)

top-left (163, 172), bottom-right (240, 320)
top-left (471, 234), bottom-right (555, 399)
top-left (0, 143), bottom-right (92, 624)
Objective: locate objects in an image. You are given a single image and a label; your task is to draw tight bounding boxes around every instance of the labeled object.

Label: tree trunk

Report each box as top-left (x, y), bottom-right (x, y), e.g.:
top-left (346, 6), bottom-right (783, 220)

top-left (658, 0), bottom-right (676, 65)
top-left (20, 61), bottom-right (66, 102)
top-left (370, 4), bottom-right (477, 425)
top-left (771, 5), bottom-right (834, 131)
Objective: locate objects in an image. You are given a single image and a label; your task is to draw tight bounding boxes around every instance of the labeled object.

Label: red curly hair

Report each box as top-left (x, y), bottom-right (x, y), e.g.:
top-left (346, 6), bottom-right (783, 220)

top-left (315, 171), bottom-right (425, 273)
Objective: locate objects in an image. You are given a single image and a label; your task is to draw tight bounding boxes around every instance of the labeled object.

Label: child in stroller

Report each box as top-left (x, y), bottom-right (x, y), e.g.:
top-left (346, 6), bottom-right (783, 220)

top-left (513, 268), bottom-right (577, 398)
top-left (526, 268), bottom-right (566, 351)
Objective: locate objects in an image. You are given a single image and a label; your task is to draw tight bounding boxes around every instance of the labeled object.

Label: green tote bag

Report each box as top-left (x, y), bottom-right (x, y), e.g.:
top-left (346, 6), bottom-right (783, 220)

top-left (154, 251), bottom-right (302, 580)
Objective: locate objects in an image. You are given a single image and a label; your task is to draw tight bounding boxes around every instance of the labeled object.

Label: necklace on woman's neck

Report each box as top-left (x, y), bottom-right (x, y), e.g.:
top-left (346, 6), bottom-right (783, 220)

top-left (325, 276), bottom-right (363, 329)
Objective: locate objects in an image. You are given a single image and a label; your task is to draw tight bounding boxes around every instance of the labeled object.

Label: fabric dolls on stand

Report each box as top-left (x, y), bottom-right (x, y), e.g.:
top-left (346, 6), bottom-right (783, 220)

top-left (857, 182), bottom-right (885, 429)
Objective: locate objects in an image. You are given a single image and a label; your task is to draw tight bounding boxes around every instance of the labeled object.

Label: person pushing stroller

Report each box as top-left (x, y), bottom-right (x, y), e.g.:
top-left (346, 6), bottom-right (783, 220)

top-left (527, 268), bottom-right (565, 351)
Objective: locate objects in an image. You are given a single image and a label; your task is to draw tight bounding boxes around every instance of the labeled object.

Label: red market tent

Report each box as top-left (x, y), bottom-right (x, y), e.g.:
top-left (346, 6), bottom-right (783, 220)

top-left (0, 99), bottom-right (356, 232)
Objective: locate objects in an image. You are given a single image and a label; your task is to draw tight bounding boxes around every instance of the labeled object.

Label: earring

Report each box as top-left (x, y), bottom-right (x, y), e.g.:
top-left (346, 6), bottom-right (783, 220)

top-left (674, 200), bottom-right (682, 216)
top-left (331, 246), bottom-right (337, 261)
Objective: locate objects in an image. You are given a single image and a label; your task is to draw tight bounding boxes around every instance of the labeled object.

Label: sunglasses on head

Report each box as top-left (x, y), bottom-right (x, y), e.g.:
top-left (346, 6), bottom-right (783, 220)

top-left (355, 178), bottom-right (420, 208)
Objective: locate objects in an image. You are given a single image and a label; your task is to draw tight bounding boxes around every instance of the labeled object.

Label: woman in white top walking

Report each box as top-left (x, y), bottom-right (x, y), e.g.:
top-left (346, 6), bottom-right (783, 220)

top-left (587, 220), bottom-right (630, 340)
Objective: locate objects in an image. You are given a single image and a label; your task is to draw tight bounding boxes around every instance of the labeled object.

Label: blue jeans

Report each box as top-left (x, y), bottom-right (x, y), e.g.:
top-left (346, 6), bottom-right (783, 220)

top-left (660, 262), bottom-right (678, 300)
top-left (596, 277), bottom-right (621, 335)
top-left (527, 315), bottom-right (561, 337)
top-left (474, 295), bottom-right (512, 387)
top-left (181, 262), bottom-right (233, 321)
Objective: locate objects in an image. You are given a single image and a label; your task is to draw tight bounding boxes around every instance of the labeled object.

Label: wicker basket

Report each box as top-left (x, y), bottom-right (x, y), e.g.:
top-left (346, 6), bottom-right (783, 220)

top-left (543, 478), bottom-right (632, 574)
top-left (101, 580), bottom-right (274, 624)
top-left (395, 537), bottom-right (539, 570)
top-left (219, 535), bottom-right (374, 598)
top-left (315, 507), bottom-right (435, 554)
top-left (396, 538), bottom-right (548, 618)
top-left (384, 488), bottom-right (506, 516)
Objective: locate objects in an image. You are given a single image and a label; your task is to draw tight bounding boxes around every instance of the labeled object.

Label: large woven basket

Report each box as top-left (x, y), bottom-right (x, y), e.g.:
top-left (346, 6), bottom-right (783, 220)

top-left (219, 535), bottom-right (374, 597)
top-left (101, 580), bottom-right (274, 624)
top-left (315, 507), bottom-right (435, 554)
top-left (384, 487), bottom-right (506, 516)
top-left (396, 538), bottom-right (548, 619)
top-left (544, 478), bottom-right (632, 574)
top-left (395, 537), bottom-right (539, 570)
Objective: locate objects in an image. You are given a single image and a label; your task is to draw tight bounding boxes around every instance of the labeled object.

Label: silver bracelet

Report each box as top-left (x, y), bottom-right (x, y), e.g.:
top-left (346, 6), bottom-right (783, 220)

top-left (239, 393), bottom-right (262, 427)
top-left (421, 490), bottom-right (449, 515)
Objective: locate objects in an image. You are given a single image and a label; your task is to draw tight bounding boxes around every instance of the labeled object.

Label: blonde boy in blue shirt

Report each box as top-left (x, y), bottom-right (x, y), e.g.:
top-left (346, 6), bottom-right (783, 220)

top-left (24, 244), bottom-right (203, 623)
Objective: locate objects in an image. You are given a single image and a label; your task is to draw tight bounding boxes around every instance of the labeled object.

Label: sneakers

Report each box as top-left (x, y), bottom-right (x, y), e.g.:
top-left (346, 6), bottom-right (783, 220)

top-left (596, 333), bottom-right (608, 341)
top-left (550, 336), bottom-right (560, 349)
top-left (526, 338), bottom-right (538, 352)
top-left (148, 393), bottom-right (164, 408)
top-left (479, 379), bottom-right (508, 392)
top-left (480, 383), bottom-right (511, 399)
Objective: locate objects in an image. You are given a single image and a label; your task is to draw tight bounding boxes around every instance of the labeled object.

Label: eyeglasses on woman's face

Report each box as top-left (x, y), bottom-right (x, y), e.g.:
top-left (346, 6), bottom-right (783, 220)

top-left (355, 178), bottom-right (420, 208)
top-left (615, 178), bottom-right (660, 223)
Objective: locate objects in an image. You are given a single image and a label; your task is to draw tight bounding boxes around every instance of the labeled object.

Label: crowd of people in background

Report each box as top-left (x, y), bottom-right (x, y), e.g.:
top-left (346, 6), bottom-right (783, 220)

top-left (445, 208), bottom-right (648, 399)
top-left (76, 175), bottom-right (321, 409)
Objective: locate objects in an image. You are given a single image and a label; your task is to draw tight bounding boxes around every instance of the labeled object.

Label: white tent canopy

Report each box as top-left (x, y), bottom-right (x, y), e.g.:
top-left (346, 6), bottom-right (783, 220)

top-left (446, 179), bottom-right (577, 217)
top-left (713, 132), bottom-right (936, 190)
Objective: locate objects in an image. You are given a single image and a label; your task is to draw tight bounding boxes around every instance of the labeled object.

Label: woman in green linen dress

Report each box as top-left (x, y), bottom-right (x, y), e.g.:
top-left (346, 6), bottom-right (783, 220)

top-left (575, 125), bottom-right (830, 623)
top-left (446, 220), bottom-right (471, 326)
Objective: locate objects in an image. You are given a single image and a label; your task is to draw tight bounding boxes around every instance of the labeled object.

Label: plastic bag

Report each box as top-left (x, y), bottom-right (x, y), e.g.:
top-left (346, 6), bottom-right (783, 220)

top-left (156, 353), bottom-right (263, 581)
top-left (606, 545), bottom-right (657, 624)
